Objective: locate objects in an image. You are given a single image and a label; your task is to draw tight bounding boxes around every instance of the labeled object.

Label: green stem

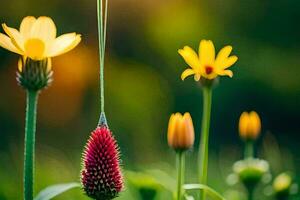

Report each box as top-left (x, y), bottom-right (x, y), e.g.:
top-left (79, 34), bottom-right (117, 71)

top-left (176, 151), bottom-right (185, 200)
top-left (97, 0), bottom-right (108, 113)
top-left (24, 90), bottom-right (38, 200)
top-left (248, 188), bottom-right (254, 200)
top-left (244, 140), bottom-right (254, 159)
top-left (198, 86), bottom-right (212, 200)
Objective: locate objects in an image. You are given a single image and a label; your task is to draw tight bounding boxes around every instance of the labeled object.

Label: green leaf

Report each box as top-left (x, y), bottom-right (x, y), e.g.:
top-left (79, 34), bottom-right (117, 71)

top-left (34, 182), bottom-right (81, 200)
top-left (145, 169), bottom-right (176, 192)
top-left (184, 193), bottom-right (195, 200)
top-left (183, 184), bottom-right (226, 200)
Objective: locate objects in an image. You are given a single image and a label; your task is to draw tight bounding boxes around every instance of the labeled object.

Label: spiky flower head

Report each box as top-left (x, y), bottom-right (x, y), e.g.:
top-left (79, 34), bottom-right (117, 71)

top-left (81, 125), bottom-right (123, 200)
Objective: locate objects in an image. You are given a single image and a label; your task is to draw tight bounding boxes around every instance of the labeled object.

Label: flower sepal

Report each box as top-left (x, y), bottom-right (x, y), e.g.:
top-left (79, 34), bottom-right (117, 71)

top-left (98, 111), bottom-right (108, 127)
top-left (199, 77), bottom-right (219, 89)
top-left (17, 57), bottom-right (53, 91)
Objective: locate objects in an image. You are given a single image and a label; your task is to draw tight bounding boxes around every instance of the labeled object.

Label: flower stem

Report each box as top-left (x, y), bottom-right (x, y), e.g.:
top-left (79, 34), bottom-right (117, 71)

top-left (248, 187), bottom-right (254, 200)
top-left (198, 86), bottom-right (212, 200)
top-left (97, 0), bottom-right (108, 113)
top-left (244, 140), bottom-right (254, 159)
top-left (24, 90), bottom-right (38, 200)
top-left (176, 150), bottom-right (185, 200)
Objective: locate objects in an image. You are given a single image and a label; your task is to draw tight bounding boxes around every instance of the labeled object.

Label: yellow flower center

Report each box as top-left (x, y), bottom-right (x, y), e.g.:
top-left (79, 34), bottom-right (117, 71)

top-left (205, 65), bottom-right (213, 75)
top-left (24, 38), bottom-right (46, 60)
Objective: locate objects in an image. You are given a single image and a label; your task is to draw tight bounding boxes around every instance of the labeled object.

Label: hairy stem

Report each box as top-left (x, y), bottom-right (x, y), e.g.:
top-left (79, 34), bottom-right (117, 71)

top-left (24, 90), bottom-right (38, 200)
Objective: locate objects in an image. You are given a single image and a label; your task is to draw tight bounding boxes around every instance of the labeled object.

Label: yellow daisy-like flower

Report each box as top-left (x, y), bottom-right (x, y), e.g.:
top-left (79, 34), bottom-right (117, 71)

top-left (178, 40), bottom-right (238, 81)
top-left (0, 16), bottom-right (81, 60)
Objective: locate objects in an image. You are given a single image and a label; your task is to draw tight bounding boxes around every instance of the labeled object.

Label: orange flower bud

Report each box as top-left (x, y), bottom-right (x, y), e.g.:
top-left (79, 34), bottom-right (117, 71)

top-left (167, 112), bottom-right (195, 151)
top-left (239, 111), bottom-right (261, 140)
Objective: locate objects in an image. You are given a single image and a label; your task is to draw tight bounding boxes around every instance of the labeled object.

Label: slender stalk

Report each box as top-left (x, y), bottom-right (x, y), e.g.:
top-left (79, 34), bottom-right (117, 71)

top-left (244, 140), bottom-right (254, 159)
top-left (248, 188), bottom-right (254, 200)
top-left (24, 90), bottom-right (38, 200)
top-left (97, 0), bottom-right (108, 113)
top-left (176, 151), bottom-right (185, 200)
top-left (103, 0), bottom-right (108, 52)
top-left (198, 86), bottom-right (212, 200)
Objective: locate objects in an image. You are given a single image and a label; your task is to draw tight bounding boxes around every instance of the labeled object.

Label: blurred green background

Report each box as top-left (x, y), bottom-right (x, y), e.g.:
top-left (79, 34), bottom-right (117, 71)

top-left (0, 0), bottom-right (299, 199)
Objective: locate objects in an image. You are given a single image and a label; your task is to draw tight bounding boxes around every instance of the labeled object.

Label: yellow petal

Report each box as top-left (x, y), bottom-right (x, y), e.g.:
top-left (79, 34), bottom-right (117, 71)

top-left (239, 112), bottom-right (249, 139)
top-left (217, 69), bottom-right (233, 78)
top-left (249, 111), bottom-right (261, 137)
top-left (167, 114), bottom-right (175, 147)
top-left (199, 40), bottom-right (215, 66)
top-left (18, 58), bottom-right (23, 72)
top-left (47, 58), bottom-right (52, 72)
top-left (31, 16), bottom-right (56, 43)
top-left (194, 74), bottom-right (201, 81)
top-left (2, 24), bottom-right (24, 52)
top-left (0, 33), bottom-right (22, 54)
top-left (215, 45), bottom-right (232, 67)
top-left (181, 69), bottom-right (195, 80)
top-left (178, 46), bottom-right (201, 70)
top-left (183, 112), bottom-right (195, 147)
top-left (58, 34), bottom-right (81, 55)
top-left (20, 16), bottom-right (36, 40)
top-left (171, 113), bottom-right (182, 148)
top-left (47, 33), bottom-right (81, 57)
top-left (219, 56), bottom-right (238, 69)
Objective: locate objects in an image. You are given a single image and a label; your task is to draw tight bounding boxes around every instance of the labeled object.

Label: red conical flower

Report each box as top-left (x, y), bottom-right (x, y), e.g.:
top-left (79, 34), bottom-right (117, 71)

top-left (81, 125), bottom-right (123, 200)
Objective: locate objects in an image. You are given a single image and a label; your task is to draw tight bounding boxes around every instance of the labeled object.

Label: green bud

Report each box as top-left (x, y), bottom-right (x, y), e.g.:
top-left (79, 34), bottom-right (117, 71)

top-left (273, 173), bottom-right (292, 200)
top-left (17, 57), bottom-right (53, 91)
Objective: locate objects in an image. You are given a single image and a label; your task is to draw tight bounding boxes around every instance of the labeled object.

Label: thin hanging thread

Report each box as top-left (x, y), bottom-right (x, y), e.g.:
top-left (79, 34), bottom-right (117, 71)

top-left (97, 0), bottom-right (108, 113)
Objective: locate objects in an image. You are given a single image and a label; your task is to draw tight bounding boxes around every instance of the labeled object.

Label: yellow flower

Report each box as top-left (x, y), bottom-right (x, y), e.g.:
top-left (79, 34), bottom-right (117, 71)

top-left (273, 173), bottom-right (292, 193)
top-left (167, 112), bottom-right (195, 151)
top-left (239, 111), bottom-right (261, 140)
top-left (178, 40), bottom-right (238, 81)
top-left (0, 16), bottom-right (81, 60)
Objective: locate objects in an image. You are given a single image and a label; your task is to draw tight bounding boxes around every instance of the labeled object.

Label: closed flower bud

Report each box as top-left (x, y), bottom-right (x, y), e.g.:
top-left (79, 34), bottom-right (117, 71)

top-left (273, 173), bottom-right (293, 199)
top-left (167, 112), bottom-right (195, 151)
top-left (81, 125), bottom-right (123, 200)
top-left (17, 57), bottom-right (53, 91)
top-left (239, 111), bottom-right (261, 140)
